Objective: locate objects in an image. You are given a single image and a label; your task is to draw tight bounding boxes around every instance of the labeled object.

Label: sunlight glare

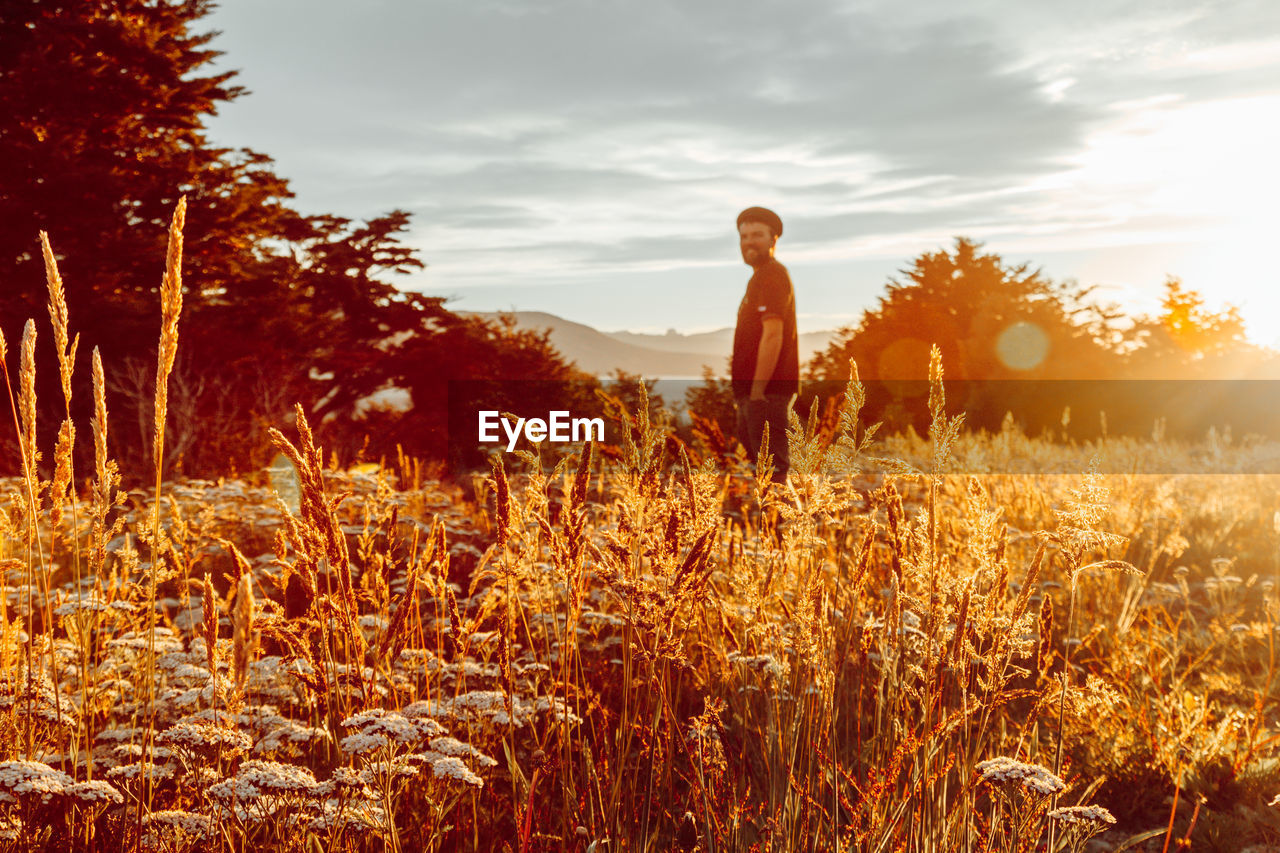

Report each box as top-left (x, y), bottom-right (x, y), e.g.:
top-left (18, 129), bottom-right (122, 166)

top-left (1067, 94), bottom-right (1280, 345)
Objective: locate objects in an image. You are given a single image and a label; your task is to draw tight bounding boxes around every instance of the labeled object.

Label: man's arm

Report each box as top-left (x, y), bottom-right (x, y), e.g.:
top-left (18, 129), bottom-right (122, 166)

top-left (750, 318), bottom-right (783, 399)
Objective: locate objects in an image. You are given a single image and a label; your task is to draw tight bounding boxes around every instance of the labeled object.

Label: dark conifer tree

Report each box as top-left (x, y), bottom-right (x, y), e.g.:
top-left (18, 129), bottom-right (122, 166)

top-left (0, 0), bottom-right (585, 474)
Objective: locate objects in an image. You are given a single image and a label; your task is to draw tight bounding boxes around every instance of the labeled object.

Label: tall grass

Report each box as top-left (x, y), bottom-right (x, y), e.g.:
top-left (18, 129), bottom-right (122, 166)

top-left (0, 210), bottom-right (1275, 851)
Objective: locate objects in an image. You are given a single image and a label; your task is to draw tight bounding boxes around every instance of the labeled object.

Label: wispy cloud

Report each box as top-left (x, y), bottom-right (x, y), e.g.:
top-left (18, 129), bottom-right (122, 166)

top-left (205, 0), bottom-right (1280, 336)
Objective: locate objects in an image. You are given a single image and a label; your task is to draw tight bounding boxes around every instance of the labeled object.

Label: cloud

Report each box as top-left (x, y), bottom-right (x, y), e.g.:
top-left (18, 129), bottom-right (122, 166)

top-left (204, 0), bottom-right (1280, 333)
top-left (213, 0), bottom-right (1095, 180)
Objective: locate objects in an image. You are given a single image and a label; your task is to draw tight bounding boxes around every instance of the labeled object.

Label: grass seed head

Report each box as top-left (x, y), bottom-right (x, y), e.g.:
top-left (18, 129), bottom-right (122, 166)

top-left (233, 573), bottom-right (255, 694)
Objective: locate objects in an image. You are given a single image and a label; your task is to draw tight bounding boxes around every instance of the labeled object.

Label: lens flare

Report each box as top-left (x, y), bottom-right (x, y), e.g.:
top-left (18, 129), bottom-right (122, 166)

top-left (996, 322), bottom-right (1049, 371)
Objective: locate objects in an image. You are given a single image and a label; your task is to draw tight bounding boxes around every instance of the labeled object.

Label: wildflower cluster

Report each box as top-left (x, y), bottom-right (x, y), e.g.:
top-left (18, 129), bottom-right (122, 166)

top-left (976, 757), bottom-right (1066, 796)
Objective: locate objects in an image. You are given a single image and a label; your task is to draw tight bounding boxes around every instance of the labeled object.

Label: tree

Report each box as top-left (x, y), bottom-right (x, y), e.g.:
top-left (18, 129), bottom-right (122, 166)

top-left (810, 238), bottom-right (1121, 383)
top-left (681, 366), bottom-right (736, 460)
top-left (0, 0), bottom-right (306, 352)
top-left (1122, 278), bottom-right (1269, 379)
top-left (0, 0), bottom-right (585, 475)
top-left (809, 238), bottom-right (1128, 433)
top-left (390, 312), bottom-right (600, 469)
top-left (0, 0), bottom-right (314, 474)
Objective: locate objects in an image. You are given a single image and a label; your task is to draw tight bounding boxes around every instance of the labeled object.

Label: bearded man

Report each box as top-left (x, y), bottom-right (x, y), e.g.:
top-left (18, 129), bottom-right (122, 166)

top-left (731, 206), bottom-right (798, 486)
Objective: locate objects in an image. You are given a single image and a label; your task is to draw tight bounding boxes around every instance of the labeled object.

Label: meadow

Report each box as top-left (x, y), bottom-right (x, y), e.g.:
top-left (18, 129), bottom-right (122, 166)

top-left (1, 206), bottom-right (1278, 852)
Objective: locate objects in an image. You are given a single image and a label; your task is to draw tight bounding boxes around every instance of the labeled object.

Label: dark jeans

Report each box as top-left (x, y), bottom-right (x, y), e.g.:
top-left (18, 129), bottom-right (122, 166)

top-left (735, 394), bottom-right (794, 484)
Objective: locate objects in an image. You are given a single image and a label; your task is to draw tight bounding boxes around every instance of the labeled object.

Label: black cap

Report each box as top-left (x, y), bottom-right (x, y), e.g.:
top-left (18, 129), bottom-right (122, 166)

top-left (736, 206), bottom-right (782, 238)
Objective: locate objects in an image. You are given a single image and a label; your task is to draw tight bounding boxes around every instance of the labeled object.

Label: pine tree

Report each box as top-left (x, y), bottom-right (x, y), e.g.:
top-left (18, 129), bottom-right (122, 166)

top-left (0, 0), bottom-right (305, 353)
top-left (0, 0), bottom-right (583, 475)
top-left (809, 238), bottom-right (1121, 384)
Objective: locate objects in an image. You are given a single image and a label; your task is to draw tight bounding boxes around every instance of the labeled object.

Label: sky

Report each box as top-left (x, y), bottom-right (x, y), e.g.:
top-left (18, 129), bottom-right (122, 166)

top-left (202, 0), bottom-right (1280, 345)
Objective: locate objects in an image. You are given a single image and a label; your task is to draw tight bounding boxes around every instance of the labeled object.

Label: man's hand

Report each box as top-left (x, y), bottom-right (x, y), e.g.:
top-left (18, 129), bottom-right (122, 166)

top-left (744, 396), bottom-right (770, 452)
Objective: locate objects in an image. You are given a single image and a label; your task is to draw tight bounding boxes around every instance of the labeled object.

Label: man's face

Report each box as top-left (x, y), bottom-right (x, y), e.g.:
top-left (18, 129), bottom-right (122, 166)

top-left (739, 221), bottom-right (776, 267)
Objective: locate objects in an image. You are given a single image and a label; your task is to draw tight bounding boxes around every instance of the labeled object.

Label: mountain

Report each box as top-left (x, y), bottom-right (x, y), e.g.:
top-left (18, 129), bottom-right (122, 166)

top-left (465, 311), bottom-right (838, 378)
top-left (608, 326), bottom-right (840, 363)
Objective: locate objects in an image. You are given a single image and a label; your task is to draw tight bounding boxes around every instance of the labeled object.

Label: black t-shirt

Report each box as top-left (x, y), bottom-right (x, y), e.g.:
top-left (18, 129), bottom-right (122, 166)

top-left (731, 258), bottom-right (799, 397)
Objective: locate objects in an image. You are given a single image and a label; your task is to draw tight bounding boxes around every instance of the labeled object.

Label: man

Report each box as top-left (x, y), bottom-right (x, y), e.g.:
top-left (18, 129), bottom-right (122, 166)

top-left (731, 206), bottom-right (798, 486)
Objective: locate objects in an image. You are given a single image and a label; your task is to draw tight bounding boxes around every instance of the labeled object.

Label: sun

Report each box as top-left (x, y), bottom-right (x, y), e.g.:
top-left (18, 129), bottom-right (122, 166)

top-left (1064, 93), bottom-right (1280, 346)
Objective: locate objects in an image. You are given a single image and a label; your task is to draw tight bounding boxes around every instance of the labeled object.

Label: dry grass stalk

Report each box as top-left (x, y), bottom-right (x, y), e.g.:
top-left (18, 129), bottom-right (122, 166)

top-left (571, 439), bottom-right (593, 512)
top-left (138, 198), bottom-right (187, 817)
top-left (48, 420), bottom-right (74, 545)
top-left (201, 572), bottom-right (219, 680)
top-left (267, 407), bottom-right (377, 718)
top-left (379, 561), bottom-right (421, 662)
top-left (15, 320), bottom-right (42, 745)
top-left (42, 234), bottom-right (83, 693)
top-left (1037, 594), bottom-right (1055, 679)
top-left (952, 587), bottom-right (972, 667)
top-left (232, 572), bottom-right (255, 695)
top-left (40, 231), bottom-right (78, 410)
top-left (927, 344), bottom-right (965, 476)
top-left (218, 537), bottom-right (255, 587)
top-left (490, 455), bottom-right (512, 550)
top-left (0, 239), bottom-right (1271, 853)
top-left (18, 321), bottom-right (38, 493)
top-left (270, 405), bottom-right (356, 611)
top-left (1011, 542), bottom-right (1047, 624)
top-left (88, 348), bottom-right (125, 577)
top-left (152, 196), bottom-right (185, 478)
top-left (91, 348), bottom-right (108, 485)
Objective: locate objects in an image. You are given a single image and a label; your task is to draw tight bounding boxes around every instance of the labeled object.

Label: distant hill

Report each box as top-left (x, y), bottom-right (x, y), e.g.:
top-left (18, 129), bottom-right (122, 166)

top-left (466, 311), bottom-right (838, 378)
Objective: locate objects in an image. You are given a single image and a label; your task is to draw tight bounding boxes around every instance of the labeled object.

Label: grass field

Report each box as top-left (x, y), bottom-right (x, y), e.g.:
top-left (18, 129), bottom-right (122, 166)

top-left (1, 206), bottom-right (1278, 852)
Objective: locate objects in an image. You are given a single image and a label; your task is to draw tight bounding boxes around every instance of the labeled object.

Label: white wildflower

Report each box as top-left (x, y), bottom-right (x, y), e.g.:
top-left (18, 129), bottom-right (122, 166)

top-left (112, 744), bottom-right (173, 761)
top-left (427, 756), bottom-right (483, 787)
top-left (976, 757), bottom-right (1065, 796)
top-left (66, 780), bottom-right (124, 805)
top-left (188, 766), bottom-right (222, 787)
top-left (403, 698), bottom-right (452, 719)
top-left (0, 760), bottom-right (73, 803)
top-left (142, 809), bottom-right (216, 839)
top-left (358, 759), bottom-right (419, 783)
top-left (312, 767), bottom-right (375, 799)
top-left (0, 678), bottom-right (78, 727)
top-left (254, 721), bottom-right (331, 754)
top-left (428, 737), bottom-right (497, 768)
top-left (726, 652), bottom-right (786, 680)
top-left (96, 726), bottom-right (142, 743)
top-left (208, 776), bottom-right (262, 803)
top-left (306, 799), bottom-right (386, 834)
top-left (442, 661), bottom-right (500, 678)
top-left (54, 596), bottom-right (110, 617)
top-left (235, 760), bottom-right (319, 795)
top-left (169, 663), bottom-right (212, 681)
top-left (108, 628), bottom-right (184, 654)
top-left (341, 708), bottom-right (444, 743)
top-left (340, 732), bottom-right (390, 754)
top-left (396, 648), bottom-right (435, 667)
top-left (580, 611), bottom-right (624, 627)
top-left (534, 696), bottom-right (582, 725)
top-left (1048, 805), bottom-right (1116, 826)
top-left (158, 720), bottom-right (253, 754)
top-left (107, 762), bottom-right (174, 783)
top-left (160, 680), bottom-right (220, 709)
top-left (183, 708), bottom-right (238, 726)
top-left (515, 662), bottom-right (551, 675)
